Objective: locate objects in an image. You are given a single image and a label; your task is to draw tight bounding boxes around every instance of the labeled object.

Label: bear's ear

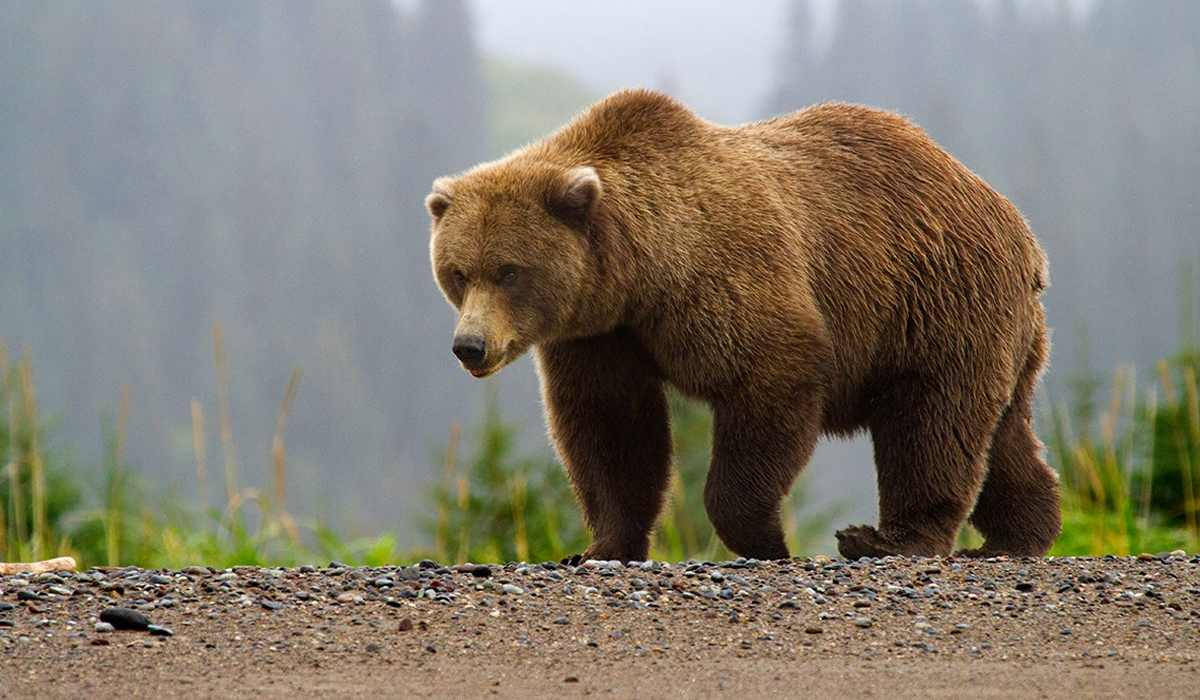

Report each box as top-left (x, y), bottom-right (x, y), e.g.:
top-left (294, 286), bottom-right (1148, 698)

top-left (426, 178), bottom-right (455, 219)
top-left (547, 166), bottom-right (602, 227)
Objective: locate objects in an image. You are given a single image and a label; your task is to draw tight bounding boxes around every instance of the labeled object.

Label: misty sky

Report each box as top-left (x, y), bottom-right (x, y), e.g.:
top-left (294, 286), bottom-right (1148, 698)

top-left (470, 0), bottom-right (1099, 126)
top-left (472, 0), bottom-right (796, 123)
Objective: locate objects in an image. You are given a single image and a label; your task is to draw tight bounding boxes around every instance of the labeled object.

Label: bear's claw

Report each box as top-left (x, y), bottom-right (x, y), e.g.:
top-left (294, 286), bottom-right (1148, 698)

top-left (835, 524), bottom-right (899, 559)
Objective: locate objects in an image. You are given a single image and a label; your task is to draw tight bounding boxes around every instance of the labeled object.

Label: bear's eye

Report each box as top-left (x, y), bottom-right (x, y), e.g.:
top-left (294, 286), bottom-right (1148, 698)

top-left (452, 270), bottom-right (467, 288)
top-left (498, 266), bottom-right (519, 287)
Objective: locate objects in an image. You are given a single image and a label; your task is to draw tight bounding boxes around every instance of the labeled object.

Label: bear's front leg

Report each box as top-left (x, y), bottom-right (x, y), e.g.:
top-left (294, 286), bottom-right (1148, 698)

top-left (705, 392), bottom-right (823, 560)
top-left (536, 330), bottom-right (672, 563)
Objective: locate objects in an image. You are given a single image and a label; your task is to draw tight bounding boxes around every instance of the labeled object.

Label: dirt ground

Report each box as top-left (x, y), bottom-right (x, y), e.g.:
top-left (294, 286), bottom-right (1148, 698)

top-left (2, 554), bottom-right (1198, 699)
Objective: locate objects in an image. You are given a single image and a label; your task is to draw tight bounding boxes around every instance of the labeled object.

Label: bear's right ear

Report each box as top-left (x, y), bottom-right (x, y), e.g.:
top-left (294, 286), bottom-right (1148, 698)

top-left (426, 178), bottom-right (454, 219)
top-left (547, 166), bottom-right (602, 227)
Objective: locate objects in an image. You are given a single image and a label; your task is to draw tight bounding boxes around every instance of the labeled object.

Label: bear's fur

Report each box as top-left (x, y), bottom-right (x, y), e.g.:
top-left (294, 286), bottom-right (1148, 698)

top-left (427, 88), bottom-right (1061, 562)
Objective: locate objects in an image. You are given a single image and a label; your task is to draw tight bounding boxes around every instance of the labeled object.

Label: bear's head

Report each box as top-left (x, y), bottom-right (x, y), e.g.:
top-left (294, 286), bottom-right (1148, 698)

top-left (427, 161), bottom-right (608, 378)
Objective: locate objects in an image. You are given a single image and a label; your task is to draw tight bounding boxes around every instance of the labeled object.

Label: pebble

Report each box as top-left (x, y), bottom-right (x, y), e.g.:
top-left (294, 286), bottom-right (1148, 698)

top-left (854, 617), bottom-right (873, 628)
top-left (398, 617), bottom-right (414, 632)
top-left (501, 584), bottom-right (525, 595)
top-left (94, 622), bottom-right (115, 633)
top-left (99, 607), bottom-right (151, 631)
top-left (147, 625), bottom-right (173, 636)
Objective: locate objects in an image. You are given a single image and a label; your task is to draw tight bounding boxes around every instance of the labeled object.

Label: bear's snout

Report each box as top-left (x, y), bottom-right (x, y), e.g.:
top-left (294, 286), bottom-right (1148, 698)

top-left (452, 334), bottom-right (487, 368)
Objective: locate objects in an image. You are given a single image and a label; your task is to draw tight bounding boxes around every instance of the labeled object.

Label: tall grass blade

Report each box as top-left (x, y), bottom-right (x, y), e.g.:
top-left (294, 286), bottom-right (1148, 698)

top-left (19, 355), bottom-right (47, 559)
top-left (0, 340), bottom-right (7, 555)
top-left (455, 472), bottom-right (470, 564)
top-left (191, 400), bottom-right (209, 512)
top-left (213, 322), bottom-right (239, 505)
top-left (511, 471), bottom-right (529, 563)
top-left (436, 421), bottom-right (460, 561)
top-left (1142, 390), bottom-right (1157, 527)
top-left (104, 381), bottom-right (133, 567)
top-left (1159, 360), bottom-right (1196, 536)
top-left (272, 365), bottom-right (302, 543)
top-left (6, 349), bottom-right (26, 555)
top-left (1183, 364), bottom-right (1199, 539)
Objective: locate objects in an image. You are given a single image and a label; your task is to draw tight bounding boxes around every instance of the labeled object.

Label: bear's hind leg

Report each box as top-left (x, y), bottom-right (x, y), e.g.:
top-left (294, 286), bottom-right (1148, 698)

top-left (838, 377), bottom-right (997, 559)
top-left (962, 340), bottom-right (1062, 557)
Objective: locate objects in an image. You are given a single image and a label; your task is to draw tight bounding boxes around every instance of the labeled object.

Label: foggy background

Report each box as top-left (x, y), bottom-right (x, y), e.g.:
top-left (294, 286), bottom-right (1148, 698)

top-left (2, 0), bottom-right (1197, 551)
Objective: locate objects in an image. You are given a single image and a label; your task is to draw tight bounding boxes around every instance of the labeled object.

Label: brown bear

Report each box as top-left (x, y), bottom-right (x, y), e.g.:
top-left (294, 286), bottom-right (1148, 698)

top-left (426, 88), bottom-right (1061, 562)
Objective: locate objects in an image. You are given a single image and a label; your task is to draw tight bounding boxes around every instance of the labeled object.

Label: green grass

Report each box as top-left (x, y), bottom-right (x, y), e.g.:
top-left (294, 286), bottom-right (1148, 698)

top-left (1045, 355), bottom-right (1200, 555)
top-left (1, 330), bottom-right (399, 570)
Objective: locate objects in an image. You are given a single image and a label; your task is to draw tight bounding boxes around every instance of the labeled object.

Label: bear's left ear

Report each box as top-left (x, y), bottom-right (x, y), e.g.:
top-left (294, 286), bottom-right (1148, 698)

top-left (547, 166), bottom-right (602, 227)
top-left (426, 178), bottom-right (455, 219)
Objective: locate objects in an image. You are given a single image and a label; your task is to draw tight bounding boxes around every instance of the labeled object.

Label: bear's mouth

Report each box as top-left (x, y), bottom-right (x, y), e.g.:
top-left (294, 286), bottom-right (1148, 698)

top-left (457, 339), bottom-right (524, 379)
top-left (462, 360), bottom-right (501, 378)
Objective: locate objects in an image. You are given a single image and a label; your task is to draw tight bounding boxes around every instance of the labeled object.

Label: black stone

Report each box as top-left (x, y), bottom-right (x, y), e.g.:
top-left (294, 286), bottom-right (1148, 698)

top-left (100, 607), bottom-right (152, 631)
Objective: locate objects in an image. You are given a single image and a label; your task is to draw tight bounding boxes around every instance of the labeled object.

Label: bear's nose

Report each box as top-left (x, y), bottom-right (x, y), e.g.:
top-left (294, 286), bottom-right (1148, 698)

top-left (452, 335), bottom-right (487, 366)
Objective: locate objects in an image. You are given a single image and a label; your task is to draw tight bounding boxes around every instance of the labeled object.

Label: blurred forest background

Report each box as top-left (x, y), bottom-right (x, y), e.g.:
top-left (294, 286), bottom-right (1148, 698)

top-left (1, 0), bottom-right (1198, 564)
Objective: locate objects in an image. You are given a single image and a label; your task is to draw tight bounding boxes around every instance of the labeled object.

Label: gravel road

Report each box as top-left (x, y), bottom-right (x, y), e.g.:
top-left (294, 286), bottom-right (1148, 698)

top-left (2, 554), bottom-right (1199, 699)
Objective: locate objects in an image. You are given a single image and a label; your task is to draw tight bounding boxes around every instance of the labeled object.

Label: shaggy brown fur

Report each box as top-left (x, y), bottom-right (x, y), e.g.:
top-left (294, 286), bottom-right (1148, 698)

top-left (427, 88), bottom-right (1061, 562)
